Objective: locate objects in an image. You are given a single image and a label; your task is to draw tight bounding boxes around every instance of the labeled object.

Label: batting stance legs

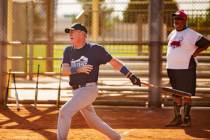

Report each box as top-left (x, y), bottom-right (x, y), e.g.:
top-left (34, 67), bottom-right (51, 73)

top-left (57, 83), bottom-right (121, 140)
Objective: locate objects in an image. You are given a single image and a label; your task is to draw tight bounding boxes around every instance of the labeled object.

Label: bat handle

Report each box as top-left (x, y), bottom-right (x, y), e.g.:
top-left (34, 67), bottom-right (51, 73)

top-left (57, 65), bottom-right (62, 109)
top-left (141, 81), bottom-right (155, 88)
top-left (34, 64), bottom-right (40, 108)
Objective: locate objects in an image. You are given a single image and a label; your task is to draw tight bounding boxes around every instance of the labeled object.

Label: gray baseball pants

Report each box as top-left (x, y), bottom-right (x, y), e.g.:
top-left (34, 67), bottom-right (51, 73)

top-left (57, 82), bottom-right (121, 140)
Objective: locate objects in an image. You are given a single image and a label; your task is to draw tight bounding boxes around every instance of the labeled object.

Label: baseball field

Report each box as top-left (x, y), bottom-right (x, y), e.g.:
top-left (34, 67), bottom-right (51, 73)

top-left (0, 105), bottom-right (209, 140)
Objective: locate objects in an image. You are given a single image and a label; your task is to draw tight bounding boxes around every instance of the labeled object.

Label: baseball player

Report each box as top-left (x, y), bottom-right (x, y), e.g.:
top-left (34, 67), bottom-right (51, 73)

top-left (57, 23), bottom-right (141, 140)
top-left (165, 10), bottom-right (210, 127)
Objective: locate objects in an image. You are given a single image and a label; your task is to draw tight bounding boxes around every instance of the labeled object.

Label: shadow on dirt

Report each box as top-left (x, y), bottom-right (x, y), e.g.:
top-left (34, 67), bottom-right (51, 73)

top-left (0, 106), bottom-right (209, 139)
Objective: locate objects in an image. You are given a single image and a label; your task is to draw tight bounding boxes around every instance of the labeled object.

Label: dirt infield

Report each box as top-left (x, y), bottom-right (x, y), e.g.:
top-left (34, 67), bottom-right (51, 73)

top-left (0, 105), bottom-right (210, 140)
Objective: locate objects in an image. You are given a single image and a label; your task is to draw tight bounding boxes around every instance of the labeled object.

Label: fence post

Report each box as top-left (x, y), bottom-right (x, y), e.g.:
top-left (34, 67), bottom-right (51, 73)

top-left (12, 2), bottom-right (27, 78)
top-left (148, 0), bottom-right (163, 108)
top-left (0, 0), bottom-right (8, 105)
top-left (46, 0), bottom-right (55, 72)
top-left (137, 14), bottom-right (143, 55)
top-left (28, 1), bottom-right (34, 80)
top-left (92, 0), bottom-right (99, 42)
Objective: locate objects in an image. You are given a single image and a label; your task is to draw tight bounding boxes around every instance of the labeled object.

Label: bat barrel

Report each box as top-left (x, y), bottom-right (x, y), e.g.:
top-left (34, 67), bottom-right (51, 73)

top-left (141, 81), bottom-right (191, 97)
top-left (12, 73), bottom-right (20, 111)
top-left (57, 65), bottom-right (62, 108)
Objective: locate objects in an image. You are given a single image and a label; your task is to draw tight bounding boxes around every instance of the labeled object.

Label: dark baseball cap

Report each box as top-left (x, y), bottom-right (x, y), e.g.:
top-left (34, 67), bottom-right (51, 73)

top-left (65, 23), bottom-right (87, 34)
top-left (172, 10), bottom-right (187, 20)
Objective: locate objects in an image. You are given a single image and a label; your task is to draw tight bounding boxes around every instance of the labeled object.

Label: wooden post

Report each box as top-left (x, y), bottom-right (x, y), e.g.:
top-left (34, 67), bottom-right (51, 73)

top-left (46, 0), bottom-right (54, 72)
top-left (12, 2), bottom-right (27, 78)
top-left (7, 0), bottom-right (13, 71)
top-left (137, 14), bottom-right (143, 55)
top-left (28, 1), bottom-right (34, 80)
top-left (92, 0), bottom-right (99, 42)
top-left (0, 0), bottom-right (8, 105)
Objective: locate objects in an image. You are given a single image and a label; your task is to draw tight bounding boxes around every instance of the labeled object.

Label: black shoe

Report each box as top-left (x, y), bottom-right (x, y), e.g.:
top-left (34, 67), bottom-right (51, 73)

top-left (165, 115), bottom-right (183, 127)
top-left (181, 116), bottom-right (191, 127)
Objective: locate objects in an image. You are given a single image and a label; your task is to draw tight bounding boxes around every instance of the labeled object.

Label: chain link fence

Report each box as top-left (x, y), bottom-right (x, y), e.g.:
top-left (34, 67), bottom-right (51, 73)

top-left (1, 0), bottom-right (210, 105)
top-left (4, 0), bottom-right (210, 73)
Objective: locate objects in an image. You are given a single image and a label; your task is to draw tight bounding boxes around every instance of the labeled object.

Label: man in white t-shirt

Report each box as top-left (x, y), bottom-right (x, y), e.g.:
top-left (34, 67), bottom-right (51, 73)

top-left (165, 10), bottom-right (210, 127)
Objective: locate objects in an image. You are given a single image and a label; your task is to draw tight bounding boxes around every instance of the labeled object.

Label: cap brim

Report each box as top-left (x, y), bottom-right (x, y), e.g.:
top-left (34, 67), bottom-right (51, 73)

top-left (172, 13), bottom-right (179, 17)
top-left (172, 15), bottom-right (186, 19)
top-left (64, 28), bottom-right (75, 33)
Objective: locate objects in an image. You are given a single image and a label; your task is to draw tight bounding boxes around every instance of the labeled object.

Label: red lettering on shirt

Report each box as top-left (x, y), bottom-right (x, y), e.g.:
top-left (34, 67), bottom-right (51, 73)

top-left (170, 40), bottom-right (181, 48)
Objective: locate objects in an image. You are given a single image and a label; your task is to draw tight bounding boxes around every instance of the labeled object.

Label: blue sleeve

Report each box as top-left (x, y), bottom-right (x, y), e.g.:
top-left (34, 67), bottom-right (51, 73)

top-left (62, 47), bottom-right (71, 64)
top-left (96, 46), bottom-right (112, 64)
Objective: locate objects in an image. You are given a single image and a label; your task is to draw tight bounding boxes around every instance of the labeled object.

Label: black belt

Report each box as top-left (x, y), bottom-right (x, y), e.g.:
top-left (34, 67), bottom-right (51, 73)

top-left (71, 83), bottom-right (86, 90)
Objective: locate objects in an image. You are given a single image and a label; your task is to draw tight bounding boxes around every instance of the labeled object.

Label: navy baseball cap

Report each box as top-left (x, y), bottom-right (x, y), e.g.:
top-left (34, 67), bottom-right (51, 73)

top-left (65, 23), bottom-right (87, 34)
top-left (172, 10), bottom-right (187, 20)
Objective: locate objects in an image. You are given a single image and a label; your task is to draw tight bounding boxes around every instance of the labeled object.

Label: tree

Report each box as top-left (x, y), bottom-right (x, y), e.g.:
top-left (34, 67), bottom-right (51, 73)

top-left (188, 2), bottom-right (210, 35)
top-left (76, 0), bottom-right (115, 35)
top-left (123, 0), bottom-right (178, 26)
top-left (33, 0), bottom-right (48, 39)
top-left (201, 3), bottom-right (210, 34)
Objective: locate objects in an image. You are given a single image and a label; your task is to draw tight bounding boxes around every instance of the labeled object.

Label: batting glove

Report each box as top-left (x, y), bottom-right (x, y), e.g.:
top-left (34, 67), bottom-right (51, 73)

top-left (129, 74), bottom-right (141, 86)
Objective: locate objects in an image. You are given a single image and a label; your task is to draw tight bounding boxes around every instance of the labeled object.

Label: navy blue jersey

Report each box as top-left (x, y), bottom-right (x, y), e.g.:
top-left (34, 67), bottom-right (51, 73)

top-left (62, 43), bottom-right (112, 85)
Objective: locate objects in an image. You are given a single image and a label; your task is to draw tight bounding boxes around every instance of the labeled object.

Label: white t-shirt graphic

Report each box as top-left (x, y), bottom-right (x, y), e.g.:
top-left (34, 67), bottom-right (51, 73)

top-left (71, 56), bottom-right (88, 70)
top-left (166, 28), bottom-right (202, 69)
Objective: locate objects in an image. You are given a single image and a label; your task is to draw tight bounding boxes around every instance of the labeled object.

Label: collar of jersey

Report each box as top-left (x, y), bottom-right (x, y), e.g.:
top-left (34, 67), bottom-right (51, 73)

top-left (176, 26), bottom-right (188, 32)
top-left (73, 43), bottom-right (88, 51)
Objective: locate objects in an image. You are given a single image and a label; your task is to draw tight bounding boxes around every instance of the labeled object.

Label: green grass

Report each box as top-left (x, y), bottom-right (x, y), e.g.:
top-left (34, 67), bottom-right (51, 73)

top-left (54, 45), bottom-right (65, 72)
top-left (30, 44), bottom-right (210, 73)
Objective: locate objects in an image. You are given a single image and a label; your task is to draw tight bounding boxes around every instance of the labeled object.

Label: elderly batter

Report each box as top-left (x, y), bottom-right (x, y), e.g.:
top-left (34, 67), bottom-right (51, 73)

top-left (165, 10), bottom-right (210, 127)
top-left (57, 23), bottom-right (141, 140)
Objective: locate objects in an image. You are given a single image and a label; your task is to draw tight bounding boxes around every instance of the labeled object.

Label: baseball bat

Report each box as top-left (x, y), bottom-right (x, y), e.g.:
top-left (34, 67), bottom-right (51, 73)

top-left (140, 81), bottom-right (191, 97)
top-left (34, 64), bottom-right (40, 107)
top-left (12, 73), bottom-right (20, 111)
top-left (3, 69), bottom-right (12, 109)
top-left (57, 65), bottom-right (62, 108)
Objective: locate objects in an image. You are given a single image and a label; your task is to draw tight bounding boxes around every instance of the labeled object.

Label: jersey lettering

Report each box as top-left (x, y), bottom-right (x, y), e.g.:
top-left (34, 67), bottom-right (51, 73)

top-left (71, 56), bottom-right (88, 69)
